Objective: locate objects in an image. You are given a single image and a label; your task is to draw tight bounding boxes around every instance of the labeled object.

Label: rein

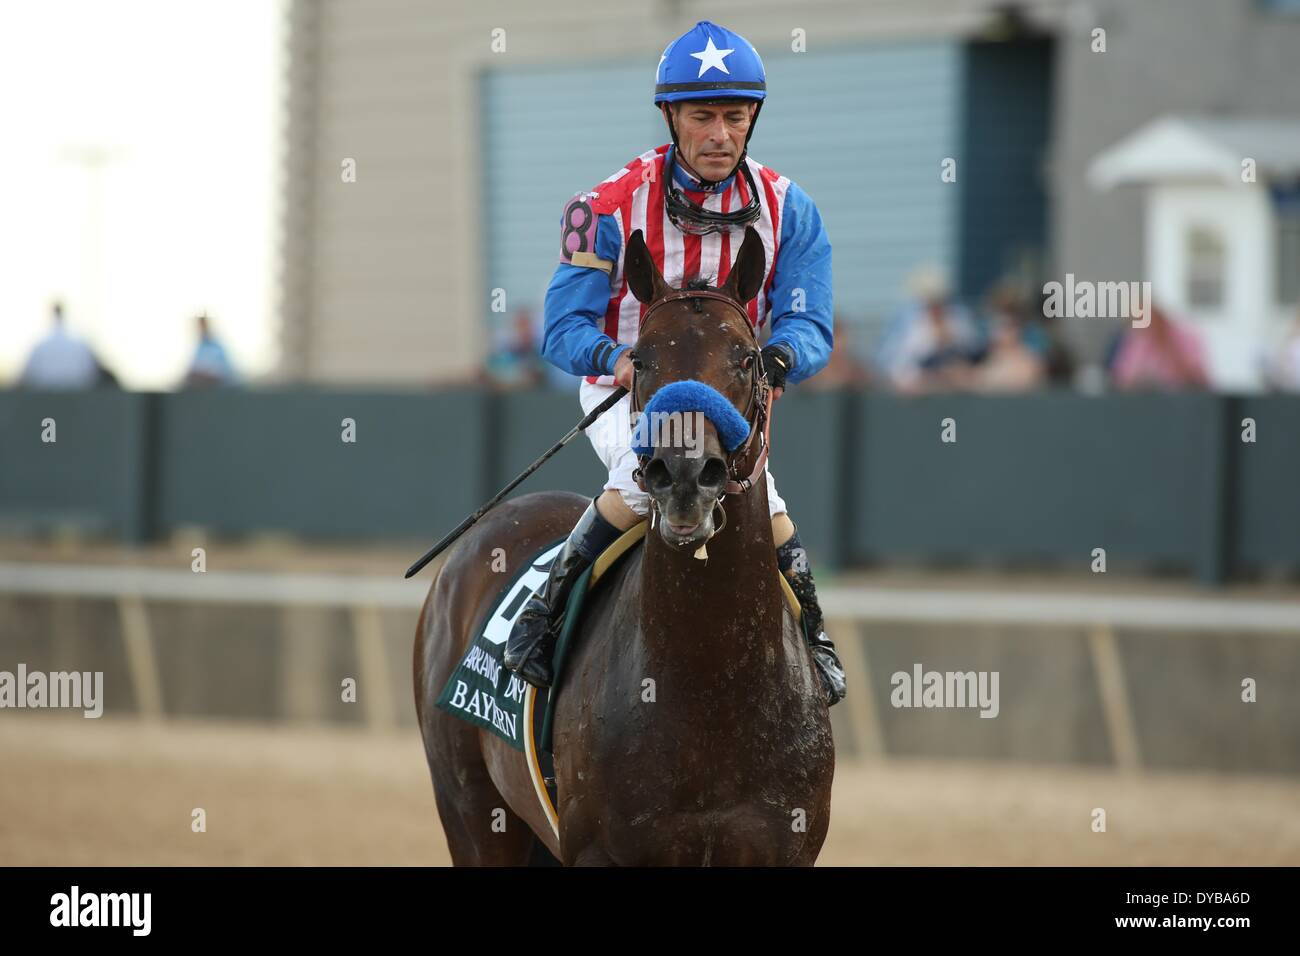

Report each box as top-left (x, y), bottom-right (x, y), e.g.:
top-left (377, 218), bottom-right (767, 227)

top-left (629, 287), bottom-right (774, 501)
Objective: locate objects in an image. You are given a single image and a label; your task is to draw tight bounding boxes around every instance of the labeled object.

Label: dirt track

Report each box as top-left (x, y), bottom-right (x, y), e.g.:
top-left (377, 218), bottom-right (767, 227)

top-left (2, 715), bottom-right (1297, 866)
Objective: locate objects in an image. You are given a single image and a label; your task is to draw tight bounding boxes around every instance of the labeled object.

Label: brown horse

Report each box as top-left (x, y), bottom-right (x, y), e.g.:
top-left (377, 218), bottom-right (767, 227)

top-left (414, 226), bottom-right (835, 865)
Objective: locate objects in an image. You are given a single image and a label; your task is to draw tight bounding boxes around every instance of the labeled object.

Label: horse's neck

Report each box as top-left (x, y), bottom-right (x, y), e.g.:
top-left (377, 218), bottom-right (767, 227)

top-left (639, 486), bottom-right (789, 691)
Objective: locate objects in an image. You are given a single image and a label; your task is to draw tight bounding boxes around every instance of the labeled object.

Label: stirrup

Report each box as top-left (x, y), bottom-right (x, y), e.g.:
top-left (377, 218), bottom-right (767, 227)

top-left (809, 635), bottom-right (847, 707)
top-left (776, 529), bottom-right (845, 706)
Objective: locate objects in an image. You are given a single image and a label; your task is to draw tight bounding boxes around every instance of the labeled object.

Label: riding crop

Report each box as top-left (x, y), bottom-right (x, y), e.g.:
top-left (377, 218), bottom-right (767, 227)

top-left (404, 386), bottom-right (628, 578)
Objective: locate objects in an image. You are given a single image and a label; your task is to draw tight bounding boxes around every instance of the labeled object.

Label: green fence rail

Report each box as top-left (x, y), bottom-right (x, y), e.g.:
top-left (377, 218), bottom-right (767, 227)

top-left (2, 388), bottom-right (1297, 583)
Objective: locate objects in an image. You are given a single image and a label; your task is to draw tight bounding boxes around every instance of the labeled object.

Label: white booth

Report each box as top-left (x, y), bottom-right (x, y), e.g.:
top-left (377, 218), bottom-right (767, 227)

top-left (1089, 115), bottom-right (1300, 390)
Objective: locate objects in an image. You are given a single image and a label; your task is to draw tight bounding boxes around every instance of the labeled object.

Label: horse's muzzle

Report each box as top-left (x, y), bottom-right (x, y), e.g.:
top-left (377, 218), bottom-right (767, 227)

top-left (643, 453), bottom-right (728, 548)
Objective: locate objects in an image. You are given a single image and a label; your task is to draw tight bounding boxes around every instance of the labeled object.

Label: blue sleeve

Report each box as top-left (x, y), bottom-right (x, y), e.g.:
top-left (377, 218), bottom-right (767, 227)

top-left (765, 181), bottom-right (833, 385)
top-left (540, 214), bottom-right (630, 377)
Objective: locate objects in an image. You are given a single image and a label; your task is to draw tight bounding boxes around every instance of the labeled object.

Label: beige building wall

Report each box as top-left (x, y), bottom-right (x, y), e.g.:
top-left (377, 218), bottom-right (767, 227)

top-left (1050, 0), bottom-right (1300, 362)
top-left (277, 0), bottom-right (1068, 385)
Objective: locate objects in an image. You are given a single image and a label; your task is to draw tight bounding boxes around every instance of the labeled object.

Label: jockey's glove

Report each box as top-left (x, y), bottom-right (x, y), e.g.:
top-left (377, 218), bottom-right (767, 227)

top-left (760, 343), bottom-right (796, 391)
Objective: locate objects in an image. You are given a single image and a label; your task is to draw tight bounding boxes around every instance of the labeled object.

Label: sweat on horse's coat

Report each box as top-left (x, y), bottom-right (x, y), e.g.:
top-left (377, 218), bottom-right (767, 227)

top-left (630, 380), bottom-right (752, 456)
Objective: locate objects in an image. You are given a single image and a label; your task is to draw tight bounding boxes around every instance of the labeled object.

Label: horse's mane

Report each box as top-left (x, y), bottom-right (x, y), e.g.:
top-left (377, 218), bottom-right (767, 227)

top-left (682, 277), bottom-right (713, 291)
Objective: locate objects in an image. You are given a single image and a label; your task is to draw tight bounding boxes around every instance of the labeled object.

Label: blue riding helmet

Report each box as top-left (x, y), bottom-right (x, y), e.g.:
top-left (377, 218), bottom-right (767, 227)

top-left (654, 20), bottom-right (767, 230)
top-left (654, 20), bottom-right (767, 107)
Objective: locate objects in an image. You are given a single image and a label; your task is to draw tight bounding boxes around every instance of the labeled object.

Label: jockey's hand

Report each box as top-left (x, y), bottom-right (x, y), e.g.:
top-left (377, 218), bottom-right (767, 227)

top-left (613, 352), bottom-right (635, 390)
top-left (761, 344), bottom-right (794, 397)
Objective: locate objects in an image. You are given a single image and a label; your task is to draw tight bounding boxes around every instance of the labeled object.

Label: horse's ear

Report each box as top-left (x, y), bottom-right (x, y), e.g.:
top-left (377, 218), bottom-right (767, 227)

top-left (722, 227), bottom-right (766, 305)
top-left (624, 229), bottom-right (667, 304)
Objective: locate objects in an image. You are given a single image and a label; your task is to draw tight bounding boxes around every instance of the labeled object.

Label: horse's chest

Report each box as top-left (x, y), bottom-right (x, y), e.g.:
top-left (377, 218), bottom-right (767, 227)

top-left (567, 698), bottom-right (831, 864)
top-left (554, 579), bottom-right (833, 865)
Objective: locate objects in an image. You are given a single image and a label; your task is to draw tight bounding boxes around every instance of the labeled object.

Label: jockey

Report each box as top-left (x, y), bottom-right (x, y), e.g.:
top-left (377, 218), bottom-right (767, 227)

top-left (503, 20), bottom-right (846, 707)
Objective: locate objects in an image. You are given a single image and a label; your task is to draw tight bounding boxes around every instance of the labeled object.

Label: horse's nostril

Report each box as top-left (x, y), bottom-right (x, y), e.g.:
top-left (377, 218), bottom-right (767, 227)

top-left (698, 457), bottom-right (728, 490)
top-left (644, 458), bottom-right (673, 495)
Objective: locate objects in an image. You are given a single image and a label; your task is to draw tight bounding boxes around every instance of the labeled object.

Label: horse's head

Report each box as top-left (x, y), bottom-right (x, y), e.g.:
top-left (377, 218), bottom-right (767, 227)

top-left (623, 226), bottom-right (769, 550)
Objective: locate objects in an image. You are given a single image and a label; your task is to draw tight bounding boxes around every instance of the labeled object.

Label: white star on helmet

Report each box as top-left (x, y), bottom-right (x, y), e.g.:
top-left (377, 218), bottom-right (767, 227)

top-left (689, 37), bottom-right (734, 78)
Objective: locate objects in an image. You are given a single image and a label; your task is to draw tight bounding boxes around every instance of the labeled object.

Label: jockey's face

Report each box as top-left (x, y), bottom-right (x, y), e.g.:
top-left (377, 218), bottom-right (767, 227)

top-left (665, 100), bottom-right (756, 182)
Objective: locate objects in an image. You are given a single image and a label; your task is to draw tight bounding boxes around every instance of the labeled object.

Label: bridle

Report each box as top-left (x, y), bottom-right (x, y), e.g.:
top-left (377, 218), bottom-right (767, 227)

top-left (629, 287), bottom-right (773, 511)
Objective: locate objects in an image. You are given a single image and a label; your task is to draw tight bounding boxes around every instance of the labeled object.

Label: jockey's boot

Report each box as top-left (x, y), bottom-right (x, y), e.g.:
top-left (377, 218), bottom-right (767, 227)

top-left (503, 497), bottom-right (623, 689)
top-left (776, 528), bottom-right (847, 707)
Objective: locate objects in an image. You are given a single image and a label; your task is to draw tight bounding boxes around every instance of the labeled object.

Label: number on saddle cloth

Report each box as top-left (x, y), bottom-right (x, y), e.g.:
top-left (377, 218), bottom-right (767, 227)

top-left (435, 529), bottom-right (645, 754)
top-left (435, 539), bottom-right (566, 750)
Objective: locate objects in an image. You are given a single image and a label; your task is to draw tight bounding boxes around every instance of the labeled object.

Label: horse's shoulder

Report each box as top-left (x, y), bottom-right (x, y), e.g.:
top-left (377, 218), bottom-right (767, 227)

top-left (583, 538), bottom-right (643, 623)
top-left (439, 491), bottom-right (587, 585)
top-left (476, 491), bottom-right (588, 542)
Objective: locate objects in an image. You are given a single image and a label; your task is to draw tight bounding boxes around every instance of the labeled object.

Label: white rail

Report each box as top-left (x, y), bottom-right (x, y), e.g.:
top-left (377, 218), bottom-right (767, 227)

top-left (1, 562), bottom-right (1296, 633)
top-left (2, 561), bottom-right (1296, 767)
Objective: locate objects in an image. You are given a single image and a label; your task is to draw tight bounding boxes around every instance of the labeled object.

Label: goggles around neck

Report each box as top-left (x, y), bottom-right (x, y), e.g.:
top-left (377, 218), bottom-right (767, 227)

top-left (664, 149), bottom-right (762, 237)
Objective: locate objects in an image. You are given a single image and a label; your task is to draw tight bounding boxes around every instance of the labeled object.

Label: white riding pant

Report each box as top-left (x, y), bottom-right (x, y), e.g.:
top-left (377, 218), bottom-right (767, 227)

top-left (578, 380), bottom-right (786, 519)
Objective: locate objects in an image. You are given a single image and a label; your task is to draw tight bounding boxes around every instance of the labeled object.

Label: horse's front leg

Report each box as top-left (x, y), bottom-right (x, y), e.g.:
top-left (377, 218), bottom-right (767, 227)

top-left (566, 843), bottom-right (619, 866)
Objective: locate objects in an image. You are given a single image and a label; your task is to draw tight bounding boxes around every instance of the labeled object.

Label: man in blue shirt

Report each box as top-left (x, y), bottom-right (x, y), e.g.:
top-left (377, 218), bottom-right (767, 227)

top-left (19, 302), bottom-right (101, 389)
top-left (183, 314), bottom-right (238, 387)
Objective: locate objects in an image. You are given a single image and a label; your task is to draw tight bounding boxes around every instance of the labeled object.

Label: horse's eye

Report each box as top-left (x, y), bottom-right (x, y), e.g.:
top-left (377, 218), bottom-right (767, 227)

top-left (632, 354), bottom-right (645, 372)
top-left (740, 352), bottom-right (754, 371)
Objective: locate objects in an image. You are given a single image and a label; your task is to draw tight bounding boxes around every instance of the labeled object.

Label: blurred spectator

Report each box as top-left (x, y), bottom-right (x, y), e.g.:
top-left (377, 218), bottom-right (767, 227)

top-left (803, 314), bottom-right (871, 390)
top-left (183, 314), bottom-right (239, 387)
top-left (971, 284), bottom-right (1045, 392)
top-left (1108, 303), bottom-right (1209, 391)
top-left (1263, 310), bottom-right (1300, 392)
top-left (482, 308), bottom-right (544, 389)
top-left (19, 302), bottom-right (103, 389)
top-left (1034, 293), bottom-right (1078, 386)
top-left (873, 265), bottom-right (982, 393)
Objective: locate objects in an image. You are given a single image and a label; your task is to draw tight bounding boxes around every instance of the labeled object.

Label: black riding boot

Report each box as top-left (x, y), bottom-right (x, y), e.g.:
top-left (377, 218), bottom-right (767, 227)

top-left (503, 498), bottom-right (624, 689)
top-left (776, 528), bottom-right (847, 707)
